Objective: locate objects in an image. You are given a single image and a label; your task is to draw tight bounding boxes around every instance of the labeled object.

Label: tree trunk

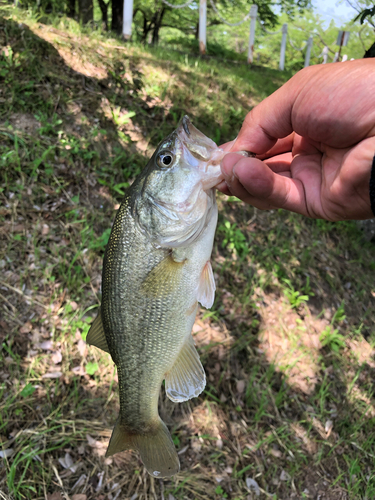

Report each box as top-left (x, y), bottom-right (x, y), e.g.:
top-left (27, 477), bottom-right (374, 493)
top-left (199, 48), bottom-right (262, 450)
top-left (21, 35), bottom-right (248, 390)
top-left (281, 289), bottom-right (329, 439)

top-left (67, 0), bottom-right (76, 18)
top-left (139, 11), bottom-right (153, 43)
top-left (98, 0), bottom-right (109, 30)
top-left (78, 0), bottom-right (93, 24)
top-left (142, 22), bottom-right (153, 43)
top-left (151, 6), bottom-right (166, 46)
top-left (111, 0), bottom-right (123, 34)
top-left (364, 40), bottom-right (375, 58)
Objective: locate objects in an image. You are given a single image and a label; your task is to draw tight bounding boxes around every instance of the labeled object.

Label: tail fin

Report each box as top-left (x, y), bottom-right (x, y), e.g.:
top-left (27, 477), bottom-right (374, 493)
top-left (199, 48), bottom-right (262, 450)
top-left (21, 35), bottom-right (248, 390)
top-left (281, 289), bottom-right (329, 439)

top-left (106, 419), bottom-right (180, 478)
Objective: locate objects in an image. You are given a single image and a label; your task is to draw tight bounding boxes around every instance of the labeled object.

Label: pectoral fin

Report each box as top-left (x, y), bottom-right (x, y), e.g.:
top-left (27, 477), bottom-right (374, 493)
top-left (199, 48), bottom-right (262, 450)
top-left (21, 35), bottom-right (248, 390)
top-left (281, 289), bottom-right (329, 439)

top-left (197, 261), bottom-right (215, 309)
top-left (142, 254), bottom-right (184, 297)
top-left (86, 310), bottom-right (110, 353)
top-left (165, 334), bottom-right (206, 403)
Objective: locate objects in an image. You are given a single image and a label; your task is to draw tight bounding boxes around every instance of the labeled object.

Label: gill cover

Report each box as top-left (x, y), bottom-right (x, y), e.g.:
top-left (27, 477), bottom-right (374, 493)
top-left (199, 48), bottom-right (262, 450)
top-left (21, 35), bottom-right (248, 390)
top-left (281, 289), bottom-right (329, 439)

top-left (132, 116), bottom-right (224, 249)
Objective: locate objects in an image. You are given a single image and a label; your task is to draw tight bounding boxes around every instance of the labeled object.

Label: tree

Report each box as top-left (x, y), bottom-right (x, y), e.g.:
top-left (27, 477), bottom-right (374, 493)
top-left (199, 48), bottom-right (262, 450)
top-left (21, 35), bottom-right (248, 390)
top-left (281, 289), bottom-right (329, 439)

top-left (133, 2), bottom-right (169, 43)
top-left (112, 0), bottom-right (123, 32)
top-left (78, 0), bottom-right (93, 24)
top-left (130, 0), bottom-right (312, 46)
top-left (98, 0), bottom-right (110, 30)
top-left (346, 0), bottom-right (375, 56)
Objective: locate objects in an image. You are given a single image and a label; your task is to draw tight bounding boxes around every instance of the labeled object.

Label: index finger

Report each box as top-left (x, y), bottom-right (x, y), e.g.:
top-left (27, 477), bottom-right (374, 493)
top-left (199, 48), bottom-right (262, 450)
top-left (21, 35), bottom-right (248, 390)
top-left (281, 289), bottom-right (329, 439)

top-left (232, 76), bottom-right (302, 154)
top-left (232, 59), bottom-right (375, 153)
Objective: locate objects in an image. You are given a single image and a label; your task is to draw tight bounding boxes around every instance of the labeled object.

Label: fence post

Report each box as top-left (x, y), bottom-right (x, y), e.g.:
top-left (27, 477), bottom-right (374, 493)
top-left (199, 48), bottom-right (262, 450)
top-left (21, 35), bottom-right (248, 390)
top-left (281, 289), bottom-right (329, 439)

top-left (322, 46), bottom-right (328, 64)
top-left (279, 23), bottom-right (288, 71)
top-left (199, 0), bottom-right (207, 55)
top-left (123, 0), bottom-right (134, 40)
top-left (247, 4), bottom-right (258, 64)
top-left (304, 36), bottom-right (313, 67)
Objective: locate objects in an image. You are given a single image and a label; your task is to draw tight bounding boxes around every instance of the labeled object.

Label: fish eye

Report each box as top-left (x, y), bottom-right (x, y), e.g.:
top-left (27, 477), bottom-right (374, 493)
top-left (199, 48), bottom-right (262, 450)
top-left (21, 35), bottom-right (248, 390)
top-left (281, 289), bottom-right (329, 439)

top-left (157, 151), bottom-right (174, 168)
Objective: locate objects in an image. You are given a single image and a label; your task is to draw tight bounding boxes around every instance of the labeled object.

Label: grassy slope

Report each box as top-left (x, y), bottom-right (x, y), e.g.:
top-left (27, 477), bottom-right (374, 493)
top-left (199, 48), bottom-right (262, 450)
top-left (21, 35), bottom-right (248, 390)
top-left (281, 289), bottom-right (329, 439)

top-left (1, 6), bottom-right (375, 500)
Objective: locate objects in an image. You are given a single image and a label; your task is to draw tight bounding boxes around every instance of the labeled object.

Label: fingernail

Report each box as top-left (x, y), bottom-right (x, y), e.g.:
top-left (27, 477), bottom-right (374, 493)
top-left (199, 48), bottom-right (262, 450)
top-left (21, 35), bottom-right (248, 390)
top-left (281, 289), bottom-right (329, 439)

top-left (228, 136), bottom-right (238, 152)
top-left (221, 153), bottom-right (241, 186)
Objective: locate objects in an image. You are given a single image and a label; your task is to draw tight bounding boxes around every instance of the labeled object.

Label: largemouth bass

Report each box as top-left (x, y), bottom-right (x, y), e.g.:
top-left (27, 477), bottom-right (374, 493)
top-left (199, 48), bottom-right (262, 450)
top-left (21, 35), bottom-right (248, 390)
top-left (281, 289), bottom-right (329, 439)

top-left (87, 116), bottom-right (228, 478)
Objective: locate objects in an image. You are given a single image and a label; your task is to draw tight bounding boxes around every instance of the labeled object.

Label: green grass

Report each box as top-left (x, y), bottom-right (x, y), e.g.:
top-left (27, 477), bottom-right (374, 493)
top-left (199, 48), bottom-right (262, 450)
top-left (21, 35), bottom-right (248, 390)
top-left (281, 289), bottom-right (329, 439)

top-left (1, 4), bottom-right (375, 500)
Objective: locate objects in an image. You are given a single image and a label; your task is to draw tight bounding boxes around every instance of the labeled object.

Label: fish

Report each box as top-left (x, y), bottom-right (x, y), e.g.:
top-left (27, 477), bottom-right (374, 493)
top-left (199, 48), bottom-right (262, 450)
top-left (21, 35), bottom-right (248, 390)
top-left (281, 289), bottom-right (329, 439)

top-left (86, 116), bottom-right (229, 478)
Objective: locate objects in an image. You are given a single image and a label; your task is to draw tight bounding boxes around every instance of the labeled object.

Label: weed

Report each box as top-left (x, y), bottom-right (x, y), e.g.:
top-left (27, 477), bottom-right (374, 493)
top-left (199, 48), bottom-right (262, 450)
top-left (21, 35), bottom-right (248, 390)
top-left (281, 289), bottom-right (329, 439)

top-left (332, 301), bottom-right (346, 323)
top-left (282, 278), bottom-right (310, 308)
top-left (218, 220), bottom-right (248, 257)
top-left (320, 325), bottom-right (346, 352)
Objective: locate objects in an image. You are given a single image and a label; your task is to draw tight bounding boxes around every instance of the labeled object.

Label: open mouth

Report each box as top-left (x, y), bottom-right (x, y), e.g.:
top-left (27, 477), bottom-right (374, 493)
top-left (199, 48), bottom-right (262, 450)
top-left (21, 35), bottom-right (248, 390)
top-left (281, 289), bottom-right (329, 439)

top-left (181, 115), bottom-right (191, 136)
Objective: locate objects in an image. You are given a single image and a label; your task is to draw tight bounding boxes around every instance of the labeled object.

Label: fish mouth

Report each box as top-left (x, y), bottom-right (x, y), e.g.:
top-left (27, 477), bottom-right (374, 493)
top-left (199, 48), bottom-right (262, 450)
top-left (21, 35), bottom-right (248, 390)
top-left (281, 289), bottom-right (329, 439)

top-left (176, 116), bottom-right (217, 161)
top-left (176, 116), bottom-right (225, 188)
top-left (181, 116), bottom-right (190, 136)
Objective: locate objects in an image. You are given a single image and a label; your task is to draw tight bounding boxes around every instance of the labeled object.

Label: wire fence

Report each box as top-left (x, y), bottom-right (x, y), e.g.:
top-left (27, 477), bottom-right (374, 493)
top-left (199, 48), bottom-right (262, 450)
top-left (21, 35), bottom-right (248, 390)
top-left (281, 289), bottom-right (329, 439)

top-left (122, 0), bottom-right (353, 69)
top-left (160, 0), bottom-right (195, 9)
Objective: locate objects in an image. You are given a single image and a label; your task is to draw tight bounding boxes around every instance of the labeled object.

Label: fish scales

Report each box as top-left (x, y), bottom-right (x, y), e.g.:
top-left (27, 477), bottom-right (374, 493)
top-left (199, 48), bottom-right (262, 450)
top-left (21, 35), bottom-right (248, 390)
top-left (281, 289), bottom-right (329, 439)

top-left (87, 116), bottom-right (227, 478)
top-left (102, 198), bottom-right (177, 427)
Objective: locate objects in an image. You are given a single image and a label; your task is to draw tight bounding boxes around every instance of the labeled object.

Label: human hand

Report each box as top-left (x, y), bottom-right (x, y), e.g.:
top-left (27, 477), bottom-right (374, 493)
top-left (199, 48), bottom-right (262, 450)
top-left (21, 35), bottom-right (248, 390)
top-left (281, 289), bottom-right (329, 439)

top-left (218, 59), bottom-right (375, 221)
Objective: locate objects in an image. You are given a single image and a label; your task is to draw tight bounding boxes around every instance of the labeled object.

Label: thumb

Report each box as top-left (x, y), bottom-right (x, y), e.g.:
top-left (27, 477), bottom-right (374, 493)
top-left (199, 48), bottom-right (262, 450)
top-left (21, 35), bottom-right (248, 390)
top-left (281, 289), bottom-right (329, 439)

top-left (221, 153), bottom-right (309, 216)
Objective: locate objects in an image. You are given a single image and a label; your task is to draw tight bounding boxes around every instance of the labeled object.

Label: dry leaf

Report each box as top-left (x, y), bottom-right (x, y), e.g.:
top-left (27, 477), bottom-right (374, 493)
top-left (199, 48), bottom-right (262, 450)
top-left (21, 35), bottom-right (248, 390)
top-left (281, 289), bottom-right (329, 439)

top-left (325, 419), bottom-right (333, 437)
top-left (270, 448), bottom-right (283, 458)
top-left (59, 452), bottom-right (79, 473)
top-left (39, 340), bottom-right (53, 350)
top-left (52, 351), bottom-right (62, 364)
top-left (71, 474), bottom-right (87, 490)
top-left (280, 470), bottom-right (291, 481)
top-left (0, 448), bottom-right (14, 458)
top-left (77, 339), bottom-right (87, 357)
top-left (72, 495), bottom-right (87, 500)
top-left (20, 321), bottom-right (33, 334)
top-left (47, 493), bottom-right (64, 500)
top-left (96, 471), bottom-right (104, 492)
top-left (246, 477), bottom-right (260, 497)
top-left (191, 440), bottom-right (201, 453)
top-left (236, 379), bottom-right (246, 394)
top-left (86, 434), bottom-right (107, 456)
top-left (62, 452), bottom-right (73, 469)
top-left (42, 371), bottom-right (62, 379)
top-left (72, 366), bottom-right (85, 376)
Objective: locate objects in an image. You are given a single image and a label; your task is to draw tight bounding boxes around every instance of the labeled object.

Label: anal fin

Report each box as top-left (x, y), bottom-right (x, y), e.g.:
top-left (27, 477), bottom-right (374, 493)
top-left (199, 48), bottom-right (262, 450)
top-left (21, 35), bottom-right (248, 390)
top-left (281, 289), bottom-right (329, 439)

top-left (106, 418), bottom-right (180, 478)
top-left (86, 310), bottom-right (110, 353)
top-left (197, 260), bottom-right (215, 309)
top-left (165, 334), bottom-right (206, 403)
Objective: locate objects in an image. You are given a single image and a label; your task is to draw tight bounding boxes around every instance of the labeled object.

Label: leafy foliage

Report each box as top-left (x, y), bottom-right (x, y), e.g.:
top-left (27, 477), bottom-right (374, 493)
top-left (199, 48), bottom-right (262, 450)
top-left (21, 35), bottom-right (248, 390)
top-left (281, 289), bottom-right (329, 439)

top-left (354, 5), bottom-right (375, 24)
